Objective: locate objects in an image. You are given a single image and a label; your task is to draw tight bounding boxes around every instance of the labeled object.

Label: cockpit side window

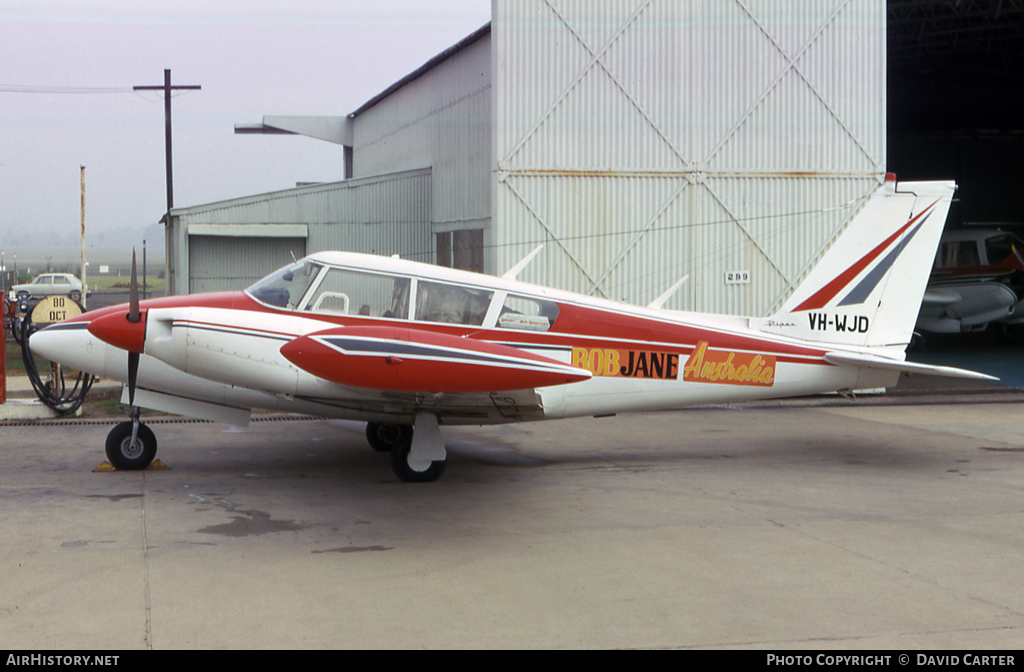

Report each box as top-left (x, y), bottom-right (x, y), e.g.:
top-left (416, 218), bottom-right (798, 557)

top-left (497, 294), bottom-right (559, 331)
top-left (305, 267), bottom-right (411, 319)
top-left (246, 260), bottom-right (322, 309)
top-left (937, 241), bottom-right (981, 269)
top-left (414, 280), bottom-right (493, 326)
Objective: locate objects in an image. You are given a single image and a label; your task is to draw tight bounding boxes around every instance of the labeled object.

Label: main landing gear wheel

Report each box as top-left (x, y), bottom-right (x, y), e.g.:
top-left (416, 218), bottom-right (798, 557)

top-left (389, 431), bottom-right (447, 483)
top-left (365, 422), bottom-right (411, 452)
top-left (105, 421), bottom-right (158, 471)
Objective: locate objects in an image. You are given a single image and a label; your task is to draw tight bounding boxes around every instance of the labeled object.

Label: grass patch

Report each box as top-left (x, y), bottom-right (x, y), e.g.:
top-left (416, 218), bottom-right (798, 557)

top-left (89, 275), bottom-right (164, 293)
top-left (4, 337), bottom-right (39, 374)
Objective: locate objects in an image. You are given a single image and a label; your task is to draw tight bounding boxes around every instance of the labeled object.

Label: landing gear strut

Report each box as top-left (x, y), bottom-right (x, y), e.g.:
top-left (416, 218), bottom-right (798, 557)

top-left (105, 408), bottom-right (157, 470)
top-left (367, 414), bottom-right (447, 483)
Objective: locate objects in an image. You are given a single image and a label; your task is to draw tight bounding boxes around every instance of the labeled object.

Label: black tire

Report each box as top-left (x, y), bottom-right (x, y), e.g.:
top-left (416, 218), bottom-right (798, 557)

top-left (365, 422), bottom-right (411, 452)
top-left (69, 291), bottom-right (81, 302)
top-left (105, 421), bottom-right (158, 470)
top-left (389, 431), bottom-right (446, 483)
top-left (16, 291), bottom-right (28, 301)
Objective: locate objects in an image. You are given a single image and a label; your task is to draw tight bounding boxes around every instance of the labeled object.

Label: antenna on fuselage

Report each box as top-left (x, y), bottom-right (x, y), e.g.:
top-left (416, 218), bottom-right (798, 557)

top-left (647, 275), bottom-right (689, 310)
top-left (502, 245), bottom-right (545, 280)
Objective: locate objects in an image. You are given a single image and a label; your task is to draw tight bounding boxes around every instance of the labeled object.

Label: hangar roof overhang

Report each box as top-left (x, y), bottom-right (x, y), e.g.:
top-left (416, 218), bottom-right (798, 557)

top-left (234, 115), bottom-right (353, 144)
top-left (233, 22), bottom-right (491, 145)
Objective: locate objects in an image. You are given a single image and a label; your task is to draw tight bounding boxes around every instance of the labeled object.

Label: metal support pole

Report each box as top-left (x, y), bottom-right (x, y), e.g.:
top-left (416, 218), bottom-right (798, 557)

top-left (80, 165), bottom-right (87, 309)
top-left (1, 293), bottom-right (6, 405)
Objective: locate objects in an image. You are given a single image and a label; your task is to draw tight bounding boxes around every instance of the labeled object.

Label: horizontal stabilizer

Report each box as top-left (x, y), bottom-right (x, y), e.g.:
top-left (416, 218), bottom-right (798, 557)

top-left (824, 352), bottom-right (998, 381)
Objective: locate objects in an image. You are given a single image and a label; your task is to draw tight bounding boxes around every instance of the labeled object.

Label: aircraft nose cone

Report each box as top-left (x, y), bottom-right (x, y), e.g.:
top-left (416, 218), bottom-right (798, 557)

top-left (28, 324), bottom-right (58, 362)
top-left (29, 321), bottom-right (90, 363)
top-left (87, 310), bottom-right (147, 353)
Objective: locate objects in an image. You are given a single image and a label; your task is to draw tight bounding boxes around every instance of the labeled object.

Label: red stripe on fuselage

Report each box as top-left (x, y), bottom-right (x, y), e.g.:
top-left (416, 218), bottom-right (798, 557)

top-left (74, 289), bottom-right (829, 368)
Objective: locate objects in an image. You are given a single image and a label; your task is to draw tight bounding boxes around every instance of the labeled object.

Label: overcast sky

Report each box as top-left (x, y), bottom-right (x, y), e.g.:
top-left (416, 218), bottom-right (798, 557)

top-left (0, 0), bottom-right (491, 260)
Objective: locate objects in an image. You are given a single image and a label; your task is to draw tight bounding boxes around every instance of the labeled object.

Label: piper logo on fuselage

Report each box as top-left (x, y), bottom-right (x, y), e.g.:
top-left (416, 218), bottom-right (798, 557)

top-left (571, 347), bottom-right (680, 380)
top-left (807, 312), bottom-right (869, 333)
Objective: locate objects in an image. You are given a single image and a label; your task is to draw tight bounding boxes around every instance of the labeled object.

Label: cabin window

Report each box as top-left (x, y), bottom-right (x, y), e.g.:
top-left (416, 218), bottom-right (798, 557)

top-left (936, 241), bottom-right (980, 269)
top-left (414, 280), bottom-right (493, 325)
top-left (305, 268), bottom-right (410, 319)
top-left (497, 294), bottom-right (559, 332)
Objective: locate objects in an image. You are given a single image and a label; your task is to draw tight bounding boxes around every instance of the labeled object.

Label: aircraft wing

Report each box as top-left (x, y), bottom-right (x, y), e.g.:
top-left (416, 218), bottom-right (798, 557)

top-left (917, 281), bottom-right (1017, 333)
top-left (922, 288), bottom-right (961, 305)
top-left (280, 325), bottom-right (591, 393)
top-left (824, 351), bottom-right (998, 381)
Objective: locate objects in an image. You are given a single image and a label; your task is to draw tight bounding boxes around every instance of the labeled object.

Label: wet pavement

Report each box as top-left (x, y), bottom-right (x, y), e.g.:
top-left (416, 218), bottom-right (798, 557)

top-left (3, 325), bottom-right (1024, 649)
top-left (1, 397), bottom-right (1024, 649)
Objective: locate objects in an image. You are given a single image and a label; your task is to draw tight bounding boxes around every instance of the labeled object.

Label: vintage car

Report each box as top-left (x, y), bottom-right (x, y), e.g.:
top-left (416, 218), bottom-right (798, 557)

top-left (10, 273), bottom-right (84, 302)
top-left (917, 228), bottom-right (1024, 334)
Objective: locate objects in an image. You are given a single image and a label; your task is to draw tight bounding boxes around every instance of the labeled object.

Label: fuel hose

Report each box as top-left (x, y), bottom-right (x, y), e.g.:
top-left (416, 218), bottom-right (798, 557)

top-left (18, 301), bottom-right (95, 415)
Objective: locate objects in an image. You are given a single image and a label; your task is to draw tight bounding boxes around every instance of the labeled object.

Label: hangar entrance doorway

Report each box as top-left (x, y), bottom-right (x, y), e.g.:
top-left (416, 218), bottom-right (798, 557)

top-left (188, 235), bottom-right (307, 294)
top-left (436, 229), bottom-right (484, 274)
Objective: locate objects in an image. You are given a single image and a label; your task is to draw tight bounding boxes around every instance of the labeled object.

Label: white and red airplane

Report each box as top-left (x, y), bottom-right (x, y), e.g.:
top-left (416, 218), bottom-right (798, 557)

top-left (30, 177), bottom-right (992, 482)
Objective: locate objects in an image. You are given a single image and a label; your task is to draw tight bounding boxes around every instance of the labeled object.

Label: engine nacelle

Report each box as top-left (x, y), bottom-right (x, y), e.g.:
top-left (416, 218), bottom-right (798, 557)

top-left (143, 307), bottom-right (321, 397)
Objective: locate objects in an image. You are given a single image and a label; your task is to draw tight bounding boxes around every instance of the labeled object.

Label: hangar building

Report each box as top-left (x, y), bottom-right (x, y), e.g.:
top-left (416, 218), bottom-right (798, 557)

top-left (165, 0), bottom-right (1023, 319)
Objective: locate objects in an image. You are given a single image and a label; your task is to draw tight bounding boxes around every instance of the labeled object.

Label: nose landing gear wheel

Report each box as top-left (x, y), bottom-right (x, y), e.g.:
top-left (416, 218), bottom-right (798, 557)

top-left (105, 421), bottom-right (158, 470)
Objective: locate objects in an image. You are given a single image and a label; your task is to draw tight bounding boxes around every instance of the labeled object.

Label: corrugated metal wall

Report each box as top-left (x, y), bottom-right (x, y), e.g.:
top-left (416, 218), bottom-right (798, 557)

top-left (492, 0), bottom-right (886, 315)
top-left (353, 34), bottom-right (493, 239)
top-left (189, 236), bottom-right (306, 293)
top-left (168, 169), bottom-right (432, 294)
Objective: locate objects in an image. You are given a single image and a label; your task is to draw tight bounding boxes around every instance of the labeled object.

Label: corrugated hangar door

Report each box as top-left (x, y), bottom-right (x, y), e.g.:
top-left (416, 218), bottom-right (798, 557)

top-left (188, 235), bottom-right (306, 293)
top-left (492, 0), bottom-right (886, 317)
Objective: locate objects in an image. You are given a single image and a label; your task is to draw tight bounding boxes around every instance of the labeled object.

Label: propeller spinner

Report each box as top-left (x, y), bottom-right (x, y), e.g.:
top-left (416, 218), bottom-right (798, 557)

top-left (86, 250), bottom-right (146, 405)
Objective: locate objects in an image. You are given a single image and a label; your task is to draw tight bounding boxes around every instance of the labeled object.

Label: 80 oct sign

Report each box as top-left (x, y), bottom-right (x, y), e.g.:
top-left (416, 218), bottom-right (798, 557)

top-left (32, 295), bottom-right (84, 325)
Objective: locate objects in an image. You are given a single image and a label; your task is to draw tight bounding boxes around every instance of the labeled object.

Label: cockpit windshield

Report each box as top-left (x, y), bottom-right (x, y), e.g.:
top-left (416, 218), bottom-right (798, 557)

top-left (246, 260), bottom-right (322, 309)
top-left (985, 234), bottom-right (1024, 267)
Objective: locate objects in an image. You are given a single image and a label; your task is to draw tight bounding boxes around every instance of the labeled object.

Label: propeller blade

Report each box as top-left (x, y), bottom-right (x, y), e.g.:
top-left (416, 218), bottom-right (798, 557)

top-left (127, 351), bottom-right (139, 407)
top-left (128, 249), bottom-right (140, 406)
top-left (128, 249), bottom-right (140, 324)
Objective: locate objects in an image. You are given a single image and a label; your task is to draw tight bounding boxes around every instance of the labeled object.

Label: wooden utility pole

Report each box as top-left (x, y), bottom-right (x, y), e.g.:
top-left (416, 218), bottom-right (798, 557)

top-left (80, 165), bottom-right (87, 308)
top-left (133, 69), bottom-right (200, 293)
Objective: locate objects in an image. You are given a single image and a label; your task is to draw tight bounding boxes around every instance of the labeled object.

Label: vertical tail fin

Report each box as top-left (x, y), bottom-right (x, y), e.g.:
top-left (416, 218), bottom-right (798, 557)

top-left (753, 177), bottom-right (955, 351)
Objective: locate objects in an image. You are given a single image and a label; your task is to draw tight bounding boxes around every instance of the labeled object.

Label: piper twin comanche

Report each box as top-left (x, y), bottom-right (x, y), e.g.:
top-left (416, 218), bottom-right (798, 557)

top-left (30, 177), bottom-right (993, 482)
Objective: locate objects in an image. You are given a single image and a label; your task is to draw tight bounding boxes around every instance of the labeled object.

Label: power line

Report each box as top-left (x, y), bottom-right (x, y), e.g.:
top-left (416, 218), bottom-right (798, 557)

top-left (400, 198), bottom-right (868, 262)
top-left (0, 84), bottom-right (133, 94)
